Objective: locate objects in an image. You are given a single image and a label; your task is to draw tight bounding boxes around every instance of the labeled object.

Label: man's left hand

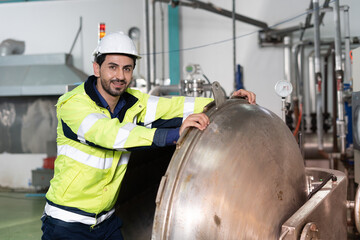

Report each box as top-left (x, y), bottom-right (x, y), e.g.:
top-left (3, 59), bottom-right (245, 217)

top-left (231, 89), bottom-right (256, 105)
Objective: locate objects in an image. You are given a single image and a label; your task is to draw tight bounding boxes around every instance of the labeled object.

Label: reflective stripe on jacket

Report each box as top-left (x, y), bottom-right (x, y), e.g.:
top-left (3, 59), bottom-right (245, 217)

top-left (45, 75), bottom-right (213, 216)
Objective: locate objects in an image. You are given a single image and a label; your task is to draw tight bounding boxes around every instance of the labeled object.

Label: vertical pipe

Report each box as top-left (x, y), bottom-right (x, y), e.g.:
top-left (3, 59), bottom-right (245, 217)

top-left (160, 3), bottom-right (165, 80)
top-left (332, 44), bottom-right (339, 157)
top-left (308, 53), bottom-right (316, 116)
top-left (299, 44), bottom-right (306, 135)
top-left (292, 44), bottom-right (299, 128)
top-left (152, 1), bottom-right (157, 85)
top-left (313, 0), bottom-right (324, 150)
top-left (284, 36), bottom-right (292, 103)
top-left (333, 1), bottom-right (342, 72)
top-left (145, 0), bottom-right (151, 92)
top-left (333, 0), bottom-right (346, 154)
top-left (284, 37), bottom-right (291, 81)
top-left (344, 5), bottom-right (352, 84)
top-left (232, 0), bottom-right (236, 91)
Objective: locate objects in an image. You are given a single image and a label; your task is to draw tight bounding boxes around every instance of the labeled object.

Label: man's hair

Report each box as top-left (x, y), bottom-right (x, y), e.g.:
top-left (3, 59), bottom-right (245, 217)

top-left (95, 53), bottom-right (137, 69)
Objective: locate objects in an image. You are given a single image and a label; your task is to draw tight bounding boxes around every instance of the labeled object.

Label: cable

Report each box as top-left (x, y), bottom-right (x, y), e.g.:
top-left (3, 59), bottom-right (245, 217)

top-left (307, 173), bottom-right (337, 200)
top-left (202, 74), bottom-right (212, 98)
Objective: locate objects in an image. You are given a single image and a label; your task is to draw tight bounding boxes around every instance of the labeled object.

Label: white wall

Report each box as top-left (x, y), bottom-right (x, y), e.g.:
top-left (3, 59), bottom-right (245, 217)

top-left (0, 0), bottom-right (360, 188)
top-left (0, 0), bottom-right (145, 76)
top-left (0, 153), bottom-right (44, 189)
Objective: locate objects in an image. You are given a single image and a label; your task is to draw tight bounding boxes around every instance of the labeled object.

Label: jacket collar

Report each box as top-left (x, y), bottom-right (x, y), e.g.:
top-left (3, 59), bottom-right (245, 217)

top-left (84, 75), bottom-right (139, 122)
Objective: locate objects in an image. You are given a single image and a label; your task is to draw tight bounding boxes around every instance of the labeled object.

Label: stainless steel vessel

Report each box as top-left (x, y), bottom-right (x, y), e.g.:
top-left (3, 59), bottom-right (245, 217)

top-left (117, 84), bottom-right (348, 239)
top-left (152, 98), bottom-right (308, 239)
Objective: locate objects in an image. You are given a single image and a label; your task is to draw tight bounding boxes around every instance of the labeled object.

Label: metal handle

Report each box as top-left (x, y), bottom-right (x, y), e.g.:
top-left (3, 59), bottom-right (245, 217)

top-left (211, 81), bottom-right (226, 109)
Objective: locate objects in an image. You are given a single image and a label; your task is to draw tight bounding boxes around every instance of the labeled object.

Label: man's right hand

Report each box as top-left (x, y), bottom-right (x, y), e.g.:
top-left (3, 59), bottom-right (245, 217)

top-left (179, 113), bottom-right (210, 136)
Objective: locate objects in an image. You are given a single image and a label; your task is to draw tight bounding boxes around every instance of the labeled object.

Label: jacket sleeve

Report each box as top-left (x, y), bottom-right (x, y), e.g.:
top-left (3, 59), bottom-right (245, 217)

top-left (57, 94), bottom-right (157, 151)
top-left (136, 93), bottom-right (213, 129)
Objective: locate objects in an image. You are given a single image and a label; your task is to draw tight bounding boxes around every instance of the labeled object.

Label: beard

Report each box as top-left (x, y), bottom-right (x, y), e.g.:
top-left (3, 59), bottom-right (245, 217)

top-left (101, 78), bottom-right (129, 97)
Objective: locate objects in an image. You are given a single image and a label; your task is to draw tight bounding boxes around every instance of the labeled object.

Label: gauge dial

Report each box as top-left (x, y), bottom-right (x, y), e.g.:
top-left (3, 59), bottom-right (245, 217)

top-left (275, 80), bottom-right (293, 97)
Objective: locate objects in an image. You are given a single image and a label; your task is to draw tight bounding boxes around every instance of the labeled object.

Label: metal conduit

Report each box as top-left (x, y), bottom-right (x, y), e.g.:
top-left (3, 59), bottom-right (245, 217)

top-left (152, 1), bottom-right (157, 85)
top-left (145, 0), bottom-right (152, 93)
top-left (313, 0), bottom-right (324, 150)
top-left (343, 5), bottom-right (352, 84)
top-left (333, 0), bottom-right (346, 155)
top-left (284, 36), bottom-right (292, 95)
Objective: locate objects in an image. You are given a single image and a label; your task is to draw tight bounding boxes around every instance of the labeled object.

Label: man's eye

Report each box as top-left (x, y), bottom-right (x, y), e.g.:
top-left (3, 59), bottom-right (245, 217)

top-left (109, 66), bottom-right (116, 70)
top-left (124, 67), bottom-right (132, 72)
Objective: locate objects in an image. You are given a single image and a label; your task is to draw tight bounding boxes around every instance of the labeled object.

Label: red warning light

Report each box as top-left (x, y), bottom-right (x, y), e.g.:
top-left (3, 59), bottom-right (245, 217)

top-left (99, 23), bottom-right (106, 41)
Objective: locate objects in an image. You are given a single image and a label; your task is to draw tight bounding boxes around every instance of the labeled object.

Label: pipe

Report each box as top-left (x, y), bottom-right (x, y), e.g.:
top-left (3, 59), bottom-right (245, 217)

top-left (284, 36), bottom-right (293, 104)
top-left (188, 0), bottom-right (268, 29)
top-left (152, 0), bottom-right (157, 84)
top-left (303, 133), bottom-right (334, 159)
top-left (0, 39), bottom-right (25, 56)
top-left (298, 44), bottom-right (306, 138)
top-left (292, 43), bottom-right (301, 136)
top-left (313, 0), bottom-right (324, 150)
top-left (149, 85), bottom-right (180, 96)
top-left (333, 0), bottom-right (346, 155)
top-left (67, 17), bottom-right (82, 64)
top-left (300, 1), bottom-right (313, 41)
top-left (154, 0), bottom-right (268, 29)
top-left (145, 0), bottom-right (152, 93)
top-left (343, 5), bottom-right (352, 84)
top-left (307, 52), bottom-right (316, 119)
top-left (160, 3), bottom-right (166, 80)
top-left (300, 0), bottom-right (330, 41)
top-left (331, 44), bottom-right (339, 155)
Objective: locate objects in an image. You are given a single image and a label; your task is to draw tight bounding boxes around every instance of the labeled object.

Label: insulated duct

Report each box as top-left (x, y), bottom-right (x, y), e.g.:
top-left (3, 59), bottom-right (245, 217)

top-left (0, 39), bottom-right (25, 56)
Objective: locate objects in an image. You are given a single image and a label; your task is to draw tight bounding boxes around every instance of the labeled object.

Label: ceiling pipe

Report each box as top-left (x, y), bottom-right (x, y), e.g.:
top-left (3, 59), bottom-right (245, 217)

top-left (154, 0), bottom-right (268, 29)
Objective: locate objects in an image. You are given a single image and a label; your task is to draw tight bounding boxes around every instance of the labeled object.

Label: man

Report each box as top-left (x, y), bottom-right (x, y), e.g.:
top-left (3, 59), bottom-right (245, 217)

top-left (41, 31), bottom-right (256, 240)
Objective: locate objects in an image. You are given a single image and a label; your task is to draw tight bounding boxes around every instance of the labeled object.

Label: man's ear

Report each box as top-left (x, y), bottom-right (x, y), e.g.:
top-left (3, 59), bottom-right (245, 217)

top-left (93, 62), bottom-right (100, 77)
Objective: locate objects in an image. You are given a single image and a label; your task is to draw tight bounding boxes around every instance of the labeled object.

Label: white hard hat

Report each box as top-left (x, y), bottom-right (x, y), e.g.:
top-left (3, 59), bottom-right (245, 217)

top-left (92, 31), bottom-right (141, 60)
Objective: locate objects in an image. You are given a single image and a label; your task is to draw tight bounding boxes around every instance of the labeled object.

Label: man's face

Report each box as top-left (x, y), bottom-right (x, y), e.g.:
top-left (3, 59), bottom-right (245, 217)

top-left (93, 54), bottom-right (134, 98)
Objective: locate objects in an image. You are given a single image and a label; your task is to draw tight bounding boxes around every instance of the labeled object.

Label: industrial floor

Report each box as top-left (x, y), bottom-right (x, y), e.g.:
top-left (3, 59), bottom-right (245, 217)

top-left (0, 190), bottom-right (359, 240)
top-left (0, 191), bottom-right (45, 240)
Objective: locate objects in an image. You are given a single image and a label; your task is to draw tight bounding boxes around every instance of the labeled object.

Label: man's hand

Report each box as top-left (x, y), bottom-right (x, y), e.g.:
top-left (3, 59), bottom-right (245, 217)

top-left (231, 89), bottom-right (256, 104)
top-left (179, 113), bottom-right (210, 136)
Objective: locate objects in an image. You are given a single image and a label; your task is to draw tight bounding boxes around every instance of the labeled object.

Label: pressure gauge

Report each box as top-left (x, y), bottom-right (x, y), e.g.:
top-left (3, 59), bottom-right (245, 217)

top-left (274, 80), bottom-right (293, 98)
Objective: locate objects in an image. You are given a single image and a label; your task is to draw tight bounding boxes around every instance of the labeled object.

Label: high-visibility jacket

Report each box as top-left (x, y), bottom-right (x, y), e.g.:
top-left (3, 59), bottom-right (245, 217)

top-left (45, 76), bottom-right (213, 221)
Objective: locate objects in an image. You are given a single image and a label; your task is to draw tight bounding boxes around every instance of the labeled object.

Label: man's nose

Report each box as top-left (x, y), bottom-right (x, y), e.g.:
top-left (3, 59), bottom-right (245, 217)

top-left (116, 69), bottom-right (125, 80)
